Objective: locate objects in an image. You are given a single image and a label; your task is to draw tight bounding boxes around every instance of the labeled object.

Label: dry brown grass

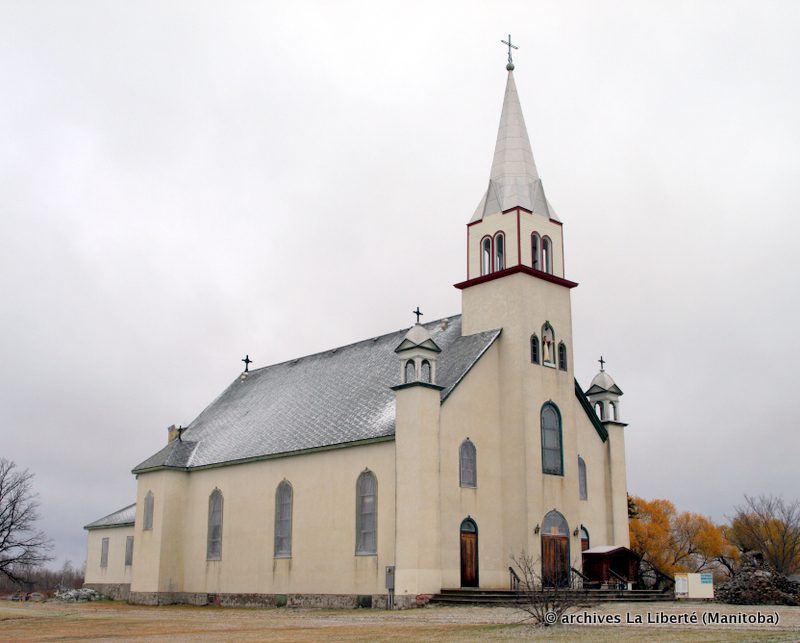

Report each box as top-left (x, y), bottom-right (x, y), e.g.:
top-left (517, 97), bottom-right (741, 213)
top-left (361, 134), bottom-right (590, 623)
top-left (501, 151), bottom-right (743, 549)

top-left (0, 600), bottom-right (798, 642)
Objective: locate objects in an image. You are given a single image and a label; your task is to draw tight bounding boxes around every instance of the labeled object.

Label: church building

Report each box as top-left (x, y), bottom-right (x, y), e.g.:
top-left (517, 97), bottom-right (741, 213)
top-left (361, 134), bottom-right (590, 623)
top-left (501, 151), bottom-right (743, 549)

top-left (84, 56), bottom-right (631, 607)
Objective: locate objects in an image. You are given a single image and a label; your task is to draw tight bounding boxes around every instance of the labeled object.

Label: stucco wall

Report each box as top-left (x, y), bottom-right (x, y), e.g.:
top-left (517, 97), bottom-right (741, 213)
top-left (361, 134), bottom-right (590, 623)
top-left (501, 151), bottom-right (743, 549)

top-left (131, 440), bottom-right (396, 597)
top-left (85, 525), bottom-right (134, 586)
top-left (461, 269), bottom-right (627, 578)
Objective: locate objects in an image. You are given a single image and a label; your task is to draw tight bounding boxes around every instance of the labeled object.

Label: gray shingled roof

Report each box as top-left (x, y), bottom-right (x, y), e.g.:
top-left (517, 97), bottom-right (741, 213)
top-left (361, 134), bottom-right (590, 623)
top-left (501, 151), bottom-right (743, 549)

top-left (133, 315), bottom-right (500, 473)
top-left (84, 503), bottom-right (136, 530)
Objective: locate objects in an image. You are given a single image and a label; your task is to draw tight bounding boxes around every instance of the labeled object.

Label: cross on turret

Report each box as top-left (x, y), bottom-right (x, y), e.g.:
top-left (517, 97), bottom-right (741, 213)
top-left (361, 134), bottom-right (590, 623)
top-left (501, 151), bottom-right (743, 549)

top-left (413, 307), bottom-right (423, 324)
top-left (598, 356), bottom-right (605, 372)
top-left (242, 354), bottom-right (253, 372)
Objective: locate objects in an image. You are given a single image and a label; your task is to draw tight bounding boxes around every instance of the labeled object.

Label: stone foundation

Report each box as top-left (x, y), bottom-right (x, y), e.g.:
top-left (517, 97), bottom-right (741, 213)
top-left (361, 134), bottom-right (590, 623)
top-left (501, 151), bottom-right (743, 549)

top-left (84, 583), bottom-right (131, 601)
top-left (127, 591), bottom-right (419, 609)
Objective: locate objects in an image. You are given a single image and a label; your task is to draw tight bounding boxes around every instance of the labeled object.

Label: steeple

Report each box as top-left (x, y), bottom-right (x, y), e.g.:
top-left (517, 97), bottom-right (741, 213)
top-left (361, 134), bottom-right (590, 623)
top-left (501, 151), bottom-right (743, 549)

top-left (471, 69), bottom-right (557, 222)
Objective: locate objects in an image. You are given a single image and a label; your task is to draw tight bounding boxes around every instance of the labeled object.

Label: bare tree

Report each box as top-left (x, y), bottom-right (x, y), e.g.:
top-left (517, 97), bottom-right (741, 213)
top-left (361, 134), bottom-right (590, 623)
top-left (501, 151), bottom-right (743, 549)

top-left (727, 495), bottom-right (800, 576)
top-left (0, 458), bottom-right (53, 584)
top-left (510, 552), bottom-right (593, 627)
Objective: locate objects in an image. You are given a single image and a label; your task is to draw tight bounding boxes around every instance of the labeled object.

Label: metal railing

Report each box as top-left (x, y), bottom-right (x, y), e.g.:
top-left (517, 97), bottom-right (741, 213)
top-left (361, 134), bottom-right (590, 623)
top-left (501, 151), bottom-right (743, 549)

top-left (508, 566), bottom-right (521, 591)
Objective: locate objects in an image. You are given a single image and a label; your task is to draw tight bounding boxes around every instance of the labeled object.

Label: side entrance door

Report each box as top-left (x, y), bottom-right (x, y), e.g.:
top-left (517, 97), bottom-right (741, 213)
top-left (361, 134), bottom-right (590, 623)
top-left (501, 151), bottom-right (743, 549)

top-left (460, 518), bottom-right (479, 587)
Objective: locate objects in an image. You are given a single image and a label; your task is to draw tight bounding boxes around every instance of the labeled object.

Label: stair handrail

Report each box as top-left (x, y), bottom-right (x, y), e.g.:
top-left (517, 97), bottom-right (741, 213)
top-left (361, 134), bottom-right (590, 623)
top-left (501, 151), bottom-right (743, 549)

top-left (570, 566), bottom-right (591, 583)
top-left (508, 566), bottom-right (521, 591)
top-left (608, 568), bottom-right (627, 582)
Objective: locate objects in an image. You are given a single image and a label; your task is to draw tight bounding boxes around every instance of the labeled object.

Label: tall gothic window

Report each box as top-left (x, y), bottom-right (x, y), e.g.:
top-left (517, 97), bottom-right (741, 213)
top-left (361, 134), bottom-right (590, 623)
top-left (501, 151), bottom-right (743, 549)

top-left (356, 471), bottom-right (377, 554)
top-left (481, 237), bottom-right (492, 275)
top-left (542, 236), bottom-right (553, 274)
top-left (530, 334), bottom-right (540, 364)
top-left (541, 403), bottom-right (563, 475)
top-left (558, 342), bottom-right (567, 370)
top-left (207, 488), bottom-right (223, 560)
top-left (459, 439), bottom-right (477, 487)
top-left (143, 491), bottom-right (154, 530)
top-left (274, 481), bottom-right (293, 557)
top-left (578, 456), bottom-right (588, 500)
top-left (125, 535), bottom-right (134, 566)
top-left (100, 537), bottom-right (109, 568)
top-left (532, 233), bottom-right (541, 270)
top-left (494, 232), bottom-right (505, 271)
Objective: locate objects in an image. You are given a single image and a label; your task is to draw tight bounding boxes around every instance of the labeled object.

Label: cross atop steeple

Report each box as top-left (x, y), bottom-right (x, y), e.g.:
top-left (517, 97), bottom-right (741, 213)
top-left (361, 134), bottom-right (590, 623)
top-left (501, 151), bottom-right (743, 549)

top-left (242, 354), bottom-right (253, 372)
top-left (501, 34), bottom-right (518, 70)
top-left (598, 356), bottom-right (605, 372)
top-left (412, 307), bottom-right (423, 324)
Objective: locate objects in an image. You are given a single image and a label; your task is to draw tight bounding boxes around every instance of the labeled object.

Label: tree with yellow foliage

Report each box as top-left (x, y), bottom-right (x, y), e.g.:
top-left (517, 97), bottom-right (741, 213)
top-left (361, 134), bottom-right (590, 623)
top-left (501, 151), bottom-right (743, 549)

top-left (628, 496), bottom-right (734, 588)
top-left (727, 495), bottom-right (800, 577)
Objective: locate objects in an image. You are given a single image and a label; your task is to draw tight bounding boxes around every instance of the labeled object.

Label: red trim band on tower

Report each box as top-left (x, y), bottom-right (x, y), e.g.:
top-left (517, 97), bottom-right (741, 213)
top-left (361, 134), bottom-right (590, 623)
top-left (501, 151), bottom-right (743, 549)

top-left (453, 264), bottom-right (578, 290)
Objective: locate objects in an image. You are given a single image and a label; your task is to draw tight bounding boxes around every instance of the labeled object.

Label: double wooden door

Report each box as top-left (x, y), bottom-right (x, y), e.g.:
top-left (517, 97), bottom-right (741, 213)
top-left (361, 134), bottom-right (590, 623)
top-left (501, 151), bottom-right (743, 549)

top-left (542, 535), bottom-right (570, 587)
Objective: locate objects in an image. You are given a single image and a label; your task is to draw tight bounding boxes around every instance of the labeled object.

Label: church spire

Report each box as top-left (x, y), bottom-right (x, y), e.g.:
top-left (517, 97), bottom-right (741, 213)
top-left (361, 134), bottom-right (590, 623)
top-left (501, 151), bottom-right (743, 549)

top-left (471, 67), bottom-right (556, 222)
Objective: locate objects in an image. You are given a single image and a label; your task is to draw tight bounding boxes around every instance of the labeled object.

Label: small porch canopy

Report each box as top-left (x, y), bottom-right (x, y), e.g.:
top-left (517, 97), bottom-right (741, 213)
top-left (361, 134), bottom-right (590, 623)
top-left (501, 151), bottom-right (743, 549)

top-left (581, 546), bottom-right (638, 585)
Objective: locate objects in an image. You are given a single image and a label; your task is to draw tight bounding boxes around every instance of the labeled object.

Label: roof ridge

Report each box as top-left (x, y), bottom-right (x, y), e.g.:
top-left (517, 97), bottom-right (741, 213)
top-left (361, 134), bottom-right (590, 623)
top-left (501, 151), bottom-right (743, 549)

top-left (244, 314), bottom-right (463, 374)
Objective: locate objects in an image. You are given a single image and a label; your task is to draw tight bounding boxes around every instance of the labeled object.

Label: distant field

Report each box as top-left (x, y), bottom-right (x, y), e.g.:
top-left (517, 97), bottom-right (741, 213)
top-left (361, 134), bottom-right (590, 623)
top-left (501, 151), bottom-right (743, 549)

top-left (1, 600), bottom-right (798, 642)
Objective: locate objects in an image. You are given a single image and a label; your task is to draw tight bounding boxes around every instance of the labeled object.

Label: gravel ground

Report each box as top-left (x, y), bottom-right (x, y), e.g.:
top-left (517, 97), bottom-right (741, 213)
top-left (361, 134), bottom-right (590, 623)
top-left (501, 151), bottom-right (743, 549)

top-left (0, 600), bottom-right (798, 642)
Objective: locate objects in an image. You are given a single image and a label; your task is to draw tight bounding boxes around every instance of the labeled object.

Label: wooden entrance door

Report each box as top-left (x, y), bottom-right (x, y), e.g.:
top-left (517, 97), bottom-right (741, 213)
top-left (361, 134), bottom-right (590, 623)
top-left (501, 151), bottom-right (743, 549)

top-left (542, 535), bottom-right (570, 587)
top-left (460, 518), bottom-right (479, 587)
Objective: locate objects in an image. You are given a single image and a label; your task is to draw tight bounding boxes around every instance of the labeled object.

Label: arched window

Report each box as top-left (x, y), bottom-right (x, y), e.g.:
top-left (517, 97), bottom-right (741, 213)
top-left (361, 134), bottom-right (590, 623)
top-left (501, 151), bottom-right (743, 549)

top-left (531, 233), bottom-right (541, 270)
top-left (404, 359), bottom-right (416, 383)
top-left (578, 456), bottom-right (588, 500)
top-left (595, 402), bottom-right (605, 421)
top-left (494, 232), bottom-right (505, 271)
top-left (420, 360), bottom-right (431, 383)
top-left (541, 403), bottom-right (563, 475)
top-left (459, 439), bottom-right (477, 487)
top-left (530, 334), bottom-right (540, 365)
top-left (542, 509), bottom-right (569, 535)
top-left (143, 491), bottom-right (154, 531)
top-left (542, 323), bottom-right (555, 365)
top-left (610, 402), bottom-right (618, 421)
top-left (356, 471), bottom-right (377, 554)
top-left (207, 488), bottom-right (223, 560)
top-left (580, 526), bottom-right (590, 551)
top-left (274, 481), bottom-right (293, 557)
top-left (481, 237), bottom-right (492, 275)
top-left (558, 342), bottom-right (567, 370)
top-left (542, 237), bottom-right (553, 274)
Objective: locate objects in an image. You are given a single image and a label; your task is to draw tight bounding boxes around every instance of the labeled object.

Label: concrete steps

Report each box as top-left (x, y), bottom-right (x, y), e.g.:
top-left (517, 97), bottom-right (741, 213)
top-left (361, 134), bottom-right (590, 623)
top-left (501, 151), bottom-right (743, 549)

top-left (430, 587), bottom-right (673, 605)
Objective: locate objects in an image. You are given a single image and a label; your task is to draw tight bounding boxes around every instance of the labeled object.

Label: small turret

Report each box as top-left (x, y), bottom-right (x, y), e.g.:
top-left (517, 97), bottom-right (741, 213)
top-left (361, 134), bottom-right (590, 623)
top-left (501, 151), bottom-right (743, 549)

top-left (394, 322), bottom-right (441, 386)
top-left (585, 357), bottom-right (624, 423)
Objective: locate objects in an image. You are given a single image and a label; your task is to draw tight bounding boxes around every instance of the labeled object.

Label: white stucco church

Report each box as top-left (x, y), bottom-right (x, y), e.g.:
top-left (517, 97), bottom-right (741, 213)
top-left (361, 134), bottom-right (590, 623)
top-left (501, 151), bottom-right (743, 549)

top-left (84, 56), bottom-right (632, 607)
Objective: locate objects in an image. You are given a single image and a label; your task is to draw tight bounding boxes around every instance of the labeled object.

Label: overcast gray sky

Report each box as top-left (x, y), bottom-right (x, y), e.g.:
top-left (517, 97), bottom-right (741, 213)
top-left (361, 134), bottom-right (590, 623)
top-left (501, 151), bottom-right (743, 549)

top-left (2, 1), bottom-right (799, 567)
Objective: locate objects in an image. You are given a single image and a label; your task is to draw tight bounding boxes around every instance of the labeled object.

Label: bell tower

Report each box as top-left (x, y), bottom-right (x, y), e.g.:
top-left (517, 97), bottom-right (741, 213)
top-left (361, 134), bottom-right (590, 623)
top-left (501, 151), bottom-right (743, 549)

top-left (454, 49), bottom-right (586, 562)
